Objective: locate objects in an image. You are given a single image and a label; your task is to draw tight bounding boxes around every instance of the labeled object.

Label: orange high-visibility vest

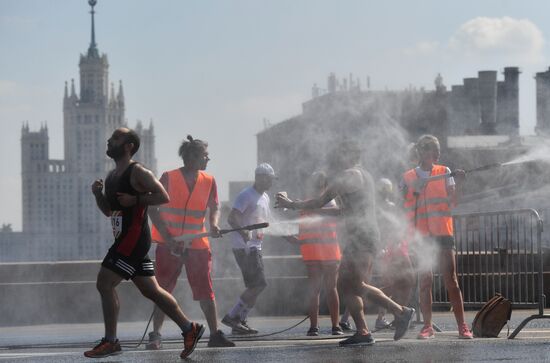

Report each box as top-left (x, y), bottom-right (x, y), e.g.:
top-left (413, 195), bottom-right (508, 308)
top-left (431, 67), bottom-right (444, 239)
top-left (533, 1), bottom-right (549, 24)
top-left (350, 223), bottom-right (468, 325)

top-left (151, 169), bottom-right (213, 250)
top-left (298, 210), bottom-right (341, 262)
top-left (402, 164), bottom-right (453, 237)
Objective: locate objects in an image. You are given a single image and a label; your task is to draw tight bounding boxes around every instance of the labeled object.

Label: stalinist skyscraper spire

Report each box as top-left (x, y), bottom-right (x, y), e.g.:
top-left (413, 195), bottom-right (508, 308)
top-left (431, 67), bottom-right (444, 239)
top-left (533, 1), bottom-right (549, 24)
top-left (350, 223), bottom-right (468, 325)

top-left (13, 0), bottom-right (157, 262)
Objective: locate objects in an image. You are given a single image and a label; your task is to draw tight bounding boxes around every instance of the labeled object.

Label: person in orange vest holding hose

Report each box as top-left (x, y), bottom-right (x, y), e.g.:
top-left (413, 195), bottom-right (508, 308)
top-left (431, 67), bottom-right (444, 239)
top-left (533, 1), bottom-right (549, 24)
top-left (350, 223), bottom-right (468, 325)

top-left (400, 134), bottom-right (472, 340)
top-left (147, 135), bottom-right (235, 349)
top-left (285, 171), bottom-right (344, 336)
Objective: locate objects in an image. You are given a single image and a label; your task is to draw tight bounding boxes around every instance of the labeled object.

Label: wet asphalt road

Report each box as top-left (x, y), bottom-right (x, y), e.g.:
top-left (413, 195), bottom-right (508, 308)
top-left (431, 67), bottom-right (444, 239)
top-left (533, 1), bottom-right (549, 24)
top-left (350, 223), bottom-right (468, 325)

top-left (2, 310), bottom-right (550, 362)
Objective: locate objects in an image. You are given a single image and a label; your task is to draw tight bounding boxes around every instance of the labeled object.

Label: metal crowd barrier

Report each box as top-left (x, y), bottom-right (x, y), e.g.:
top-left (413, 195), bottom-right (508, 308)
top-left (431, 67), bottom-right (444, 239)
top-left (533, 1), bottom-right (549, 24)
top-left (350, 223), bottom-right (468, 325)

top-left (429, 208), bottom-right (549, 338)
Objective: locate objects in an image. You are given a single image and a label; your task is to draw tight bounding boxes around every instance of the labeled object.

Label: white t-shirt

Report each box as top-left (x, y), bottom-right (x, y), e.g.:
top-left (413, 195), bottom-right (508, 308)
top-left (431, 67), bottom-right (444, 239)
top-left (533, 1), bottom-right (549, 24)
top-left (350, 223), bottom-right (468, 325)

top-left (230, 186), bottom-right (271, 250)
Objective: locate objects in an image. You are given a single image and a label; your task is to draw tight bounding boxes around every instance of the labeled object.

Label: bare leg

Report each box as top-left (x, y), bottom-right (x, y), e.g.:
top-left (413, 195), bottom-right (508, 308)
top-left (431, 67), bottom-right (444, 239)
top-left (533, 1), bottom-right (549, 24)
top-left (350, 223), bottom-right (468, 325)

top-left (344, 293), bottom-right (369, 334)
top-left (152, 308), bottom-right (166, 335)
top-left (340, 309), bottom-right (350, 324)
top-left (440, 249), bottom-right (466, 326)
top-left (199, 299), bottom-right (219, 333)
top-left (388, 256), bottom-right (415, 306)
top-left (151, 247), bottom-right (183, 335)
top-left (363, 283), bottom-right (404, 316)
top-left (133, 276), bottom-right (191, 331)
top-left (377, 307), bottom-right (386, 321)
top-left (418, 271), bottom-right (434, 327)
top-left (306, 264), bottom-right (323, 329)
top-left (322, 263), bottom-right (340, 328)
top-left (96, 267), bottom-right (123, 340)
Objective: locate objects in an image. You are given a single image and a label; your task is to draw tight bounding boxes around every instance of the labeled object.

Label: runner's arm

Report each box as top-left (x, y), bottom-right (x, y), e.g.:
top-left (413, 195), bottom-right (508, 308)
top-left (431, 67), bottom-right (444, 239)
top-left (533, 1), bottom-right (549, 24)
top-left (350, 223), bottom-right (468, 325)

top-left (91, 178), bottom-right (112, 217)
top-left (124, 163), bottom-right (170, 206)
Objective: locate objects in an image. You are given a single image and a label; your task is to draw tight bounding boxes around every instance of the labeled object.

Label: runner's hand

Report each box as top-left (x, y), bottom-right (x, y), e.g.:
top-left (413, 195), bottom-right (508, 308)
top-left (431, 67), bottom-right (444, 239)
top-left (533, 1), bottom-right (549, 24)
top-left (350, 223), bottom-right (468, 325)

top-left (117, 192), bottom-right (137, 207)
top-left (91, 179), bottom-right (104, 196)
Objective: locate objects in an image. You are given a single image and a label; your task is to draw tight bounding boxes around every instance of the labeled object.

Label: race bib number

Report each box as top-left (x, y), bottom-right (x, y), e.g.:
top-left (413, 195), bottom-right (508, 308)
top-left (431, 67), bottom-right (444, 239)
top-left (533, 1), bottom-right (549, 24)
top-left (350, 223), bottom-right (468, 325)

top-left (111, 211), bottom-right (123, 239)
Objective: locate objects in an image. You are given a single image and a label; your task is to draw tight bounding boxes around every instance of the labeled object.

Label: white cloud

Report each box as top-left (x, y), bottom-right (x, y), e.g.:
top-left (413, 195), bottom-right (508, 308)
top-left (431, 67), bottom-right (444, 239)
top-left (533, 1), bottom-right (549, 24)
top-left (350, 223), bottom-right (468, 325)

top-left (449, 17), bottom-right (544, 63)
top-left (401, 17), bottom-right (545, 65)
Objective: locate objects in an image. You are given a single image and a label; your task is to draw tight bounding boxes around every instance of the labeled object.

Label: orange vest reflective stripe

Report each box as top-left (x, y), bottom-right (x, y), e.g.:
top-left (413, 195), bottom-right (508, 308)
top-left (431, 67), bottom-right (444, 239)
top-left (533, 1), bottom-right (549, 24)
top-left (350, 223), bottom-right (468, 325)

top-left (151, 169), bottom-right (213, 250)
top-left (402, 164), bottom-right (453, 237)
top-left (298, 211), bottom-right (341, 262)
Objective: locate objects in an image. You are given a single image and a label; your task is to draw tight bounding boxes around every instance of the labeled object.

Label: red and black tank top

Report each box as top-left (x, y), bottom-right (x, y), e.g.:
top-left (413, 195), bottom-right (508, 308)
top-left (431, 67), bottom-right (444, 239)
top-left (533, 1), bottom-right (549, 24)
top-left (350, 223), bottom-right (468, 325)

top-left (105, 162), bottom-right (151, 256)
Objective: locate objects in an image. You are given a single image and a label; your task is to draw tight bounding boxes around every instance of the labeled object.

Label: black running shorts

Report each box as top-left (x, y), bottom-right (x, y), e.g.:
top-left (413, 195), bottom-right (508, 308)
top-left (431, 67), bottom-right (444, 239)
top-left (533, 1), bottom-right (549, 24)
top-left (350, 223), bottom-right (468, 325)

top-left (102, 247), bottom-right (155, 280)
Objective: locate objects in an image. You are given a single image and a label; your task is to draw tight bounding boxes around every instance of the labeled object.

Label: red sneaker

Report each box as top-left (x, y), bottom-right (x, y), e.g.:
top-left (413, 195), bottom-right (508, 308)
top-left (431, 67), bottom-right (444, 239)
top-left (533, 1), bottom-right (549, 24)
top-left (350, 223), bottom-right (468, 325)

top-left (84, 338), bottom-right (121, 358)
top-left (180, 322), bottom-right (205, 359)
top-left (458, 323), bottom-right (473, 339)
top-left (417, 325), bottom-right (435, 340)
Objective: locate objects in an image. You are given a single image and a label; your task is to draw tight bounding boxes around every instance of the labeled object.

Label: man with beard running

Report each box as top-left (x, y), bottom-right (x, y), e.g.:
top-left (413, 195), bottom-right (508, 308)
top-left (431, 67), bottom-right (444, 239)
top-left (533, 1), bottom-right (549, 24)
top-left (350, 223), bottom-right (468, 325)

top-left (276, 141), bottom-right (415, 346)
top-left (86, 128), bottom-right (204, 359)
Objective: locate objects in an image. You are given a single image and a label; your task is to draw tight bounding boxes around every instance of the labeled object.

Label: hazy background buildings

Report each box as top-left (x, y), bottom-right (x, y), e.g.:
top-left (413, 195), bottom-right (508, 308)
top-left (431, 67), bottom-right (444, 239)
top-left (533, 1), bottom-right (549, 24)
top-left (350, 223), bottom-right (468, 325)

top-left (4, 1), bottom-right (550, 261)
top-left (0, 3), bottom-right (156, 260)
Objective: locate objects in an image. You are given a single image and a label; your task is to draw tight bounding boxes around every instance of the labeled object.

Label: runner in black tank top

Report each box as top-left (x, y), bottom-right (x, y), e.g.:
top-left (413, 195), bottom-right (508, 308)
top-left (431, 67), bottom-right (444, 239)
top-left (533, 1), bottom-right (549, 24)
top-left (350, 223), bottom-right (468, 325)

top-left (102, 162), bottom-right (154, 279)
top-left (87, 128), bottom-right (206, 359)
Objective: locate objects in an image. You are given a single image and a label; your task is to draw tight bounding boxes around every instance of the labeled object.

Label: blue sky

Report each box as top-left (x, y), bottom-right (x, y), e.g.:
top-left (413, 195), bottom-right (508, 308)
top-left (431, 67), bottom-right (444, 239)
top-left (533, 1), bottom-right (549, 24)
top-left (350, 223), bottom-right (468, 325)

top-left (1, 0), bottom-right (550, 230)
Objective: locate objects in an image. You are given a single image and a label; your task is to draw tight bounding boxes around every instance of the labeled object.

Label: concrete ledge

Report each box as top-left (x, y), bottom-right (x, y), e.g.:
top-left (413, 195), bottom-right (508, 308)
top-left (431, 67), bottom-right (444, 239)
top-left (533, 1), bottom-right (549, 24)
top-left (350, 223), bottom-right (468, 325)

top-left (0, 258), bottom-right (310, 326)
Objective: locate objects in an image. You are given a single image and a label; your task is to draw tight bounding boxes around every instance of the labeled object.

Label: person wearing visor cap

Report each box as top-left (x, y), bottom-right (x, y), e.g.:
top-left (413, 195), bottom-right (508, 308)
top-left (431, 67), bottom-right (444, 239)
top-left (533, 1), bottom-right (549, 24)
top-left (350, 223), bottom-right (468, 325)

top-left (222, 163), bottom-right (276, 335)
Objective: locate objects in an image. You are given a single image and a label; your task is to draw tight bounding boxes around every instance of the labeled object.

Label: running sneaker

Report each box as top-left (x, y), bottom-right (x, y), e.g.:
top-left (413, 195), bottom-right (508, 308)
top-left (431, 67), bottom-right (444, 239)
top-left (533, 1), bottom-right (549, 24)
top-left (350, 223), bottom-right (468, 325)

top-left (417, 325), bottom-right (435, 340)
top-left (458, 323), bottom-right (474, 339)
top-left (393, 307), bottom-right (415, 341)
top-left (145, 332), bottom-right (162, 350)
top-left (332, 326), bottom-right (345, 335)
top-left (241, 320), bottom-right (258, 334)
top-left (207, 330), bottom-right (236, 347)
top-left (339, 333), bottom-right (375, 346)
top-left (339, 321), bottom-right (354, 332)
top-left (180, 322), bottom-right (205, 359)
top-left (375, 317), bottom-right (392, 330)
top-left (307, 327), bottom-right (320, 336)
top-left (84, 338), bottom-right (121, 358)
top-left (221, 314), bottom-right (251, 334)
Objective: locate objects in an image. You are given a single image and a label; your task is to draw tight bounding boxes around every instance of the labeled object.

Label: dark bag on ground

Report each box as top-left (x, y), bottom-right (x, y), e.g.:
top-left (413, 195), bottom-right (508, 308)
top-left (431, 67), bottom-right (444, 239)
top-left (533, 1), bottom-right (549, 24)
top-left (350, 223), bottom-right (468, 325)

top-left (472, 293), bottom-right (512, 337)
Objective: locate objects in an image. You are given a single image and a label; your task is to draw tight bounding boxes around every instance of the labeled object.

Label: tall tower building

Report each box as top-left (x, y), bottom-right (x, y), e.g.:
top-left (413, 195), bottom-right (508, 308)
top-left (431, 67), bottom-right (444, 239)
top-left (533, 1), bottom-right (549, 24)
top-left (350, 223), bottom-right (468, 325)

top-left (16, 0), bottom-right (157, 261)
